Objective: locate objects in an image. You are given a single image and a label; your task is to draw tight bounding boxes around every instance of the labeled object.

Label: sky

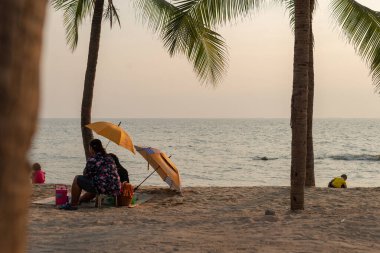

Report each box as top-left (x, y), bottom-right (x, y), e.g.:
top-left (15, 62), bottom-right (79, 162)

top-left (40, 0), bottom-right (380, 118)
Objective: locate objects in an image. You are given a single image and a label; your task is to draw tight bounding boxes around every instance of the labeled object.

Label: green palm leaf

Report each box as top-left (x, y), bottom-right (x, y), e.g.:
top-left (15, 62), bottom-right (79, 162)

top-left (331, 0), bottom-right (380, 91)
top-left (165, 11), bottom-right (228, 84)
top-left (52, 0), bottom-right (121, 49)
top-left (134, 0), bottom-right (175, 32)
top-left (135, 0), bottom-right (230, 85)
top-left (274, 0), bottom-right (295, 31)
top-left (104, 0), bottom-right (121, 28)
top-left (52, 0), bottom-right (95, 50)
top-left (171, 0), bottom-right (263, 28)
top-left (273, 0), bottom-right (317, 33)
top-left (159, 0), bottom-right (267, 85)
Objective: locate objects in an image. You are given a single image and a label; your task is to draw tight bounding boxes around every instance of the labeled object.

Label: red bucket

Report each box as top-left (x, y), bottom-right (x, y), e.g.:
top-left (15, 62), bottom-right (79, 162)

top-left (55, 184), bottom-right (68, 206)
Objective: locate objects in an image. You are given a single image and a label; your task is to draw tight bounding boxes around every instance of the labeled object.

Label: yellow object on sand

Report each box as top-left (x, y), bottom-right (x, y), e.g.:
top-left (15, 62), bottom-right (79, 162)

top-left (331, 177), bottom-right (347, 188)
top-left (85, 121), bottom-right (135, 154)
top-left (135, 146), bottom-right (181, 192)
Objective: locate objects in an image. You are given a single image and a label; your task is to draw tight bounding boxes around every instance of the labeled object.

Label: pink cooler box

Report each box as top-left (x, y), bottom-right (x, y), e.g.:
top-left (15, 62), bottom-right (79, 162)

top-left (55, 184), bottom-right (68, 206)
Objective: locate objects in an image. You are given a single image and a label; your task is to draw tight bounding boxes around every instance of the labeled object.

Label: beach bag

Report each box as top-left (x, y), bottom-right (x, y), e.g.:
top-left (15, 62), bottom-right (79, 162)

top-left (118, 182), bottom-right (134, 206)
top-left (55, 184), bottom-right (68, 206)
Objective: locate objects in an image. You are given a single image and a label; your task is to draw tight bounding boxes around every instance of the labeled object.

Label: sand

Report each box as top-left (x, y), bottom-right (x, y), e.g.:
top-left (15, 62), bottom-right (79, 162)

top-left (28, 184), bottom-right (380, 252)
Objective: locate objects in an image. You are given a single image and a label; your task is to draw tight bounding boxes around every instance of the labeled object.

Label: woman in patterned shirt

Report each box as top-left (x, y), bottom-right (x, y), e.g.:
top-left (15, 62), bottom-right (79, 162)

top-left (60, 139), bottom-right (121, 210)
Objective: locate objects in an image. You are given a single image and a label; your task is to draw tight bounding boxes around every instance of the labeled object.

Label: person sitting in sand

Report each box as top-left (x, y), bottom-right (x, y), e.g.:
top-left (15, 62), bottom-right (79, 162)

top-left (78, 153), bottom-right (130, 204)
top-left (31, 163), bottom-right (45, 184)
top-left (109, 153), bottom-right (129, 183)
top-left (60, 139), bottom-right (121, 210)
top-left (328, 174), bottom-right (347, 188)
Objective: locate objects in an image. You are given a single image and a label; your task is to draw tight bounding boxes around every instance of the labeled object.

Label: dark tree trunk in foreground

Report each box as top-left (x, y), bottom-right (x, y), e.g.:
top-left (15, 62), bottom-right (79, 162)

top-left (305, 0), bottom-right (315, 187)
top-left (290, 0), bottom-right (310, 210)
top-left (0, 0), bottom-right (46, 252)
top-left (81, 0), bottom-right (104, 159)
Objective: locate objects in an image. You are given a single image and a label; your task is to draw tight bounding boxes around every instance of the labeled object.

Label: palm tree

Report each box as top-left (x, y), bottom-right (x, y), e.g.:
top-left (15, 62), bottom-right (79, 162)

top-left (305, 0), bottom-right (315, 187)
top-left (282, 0), bottom-right (316, 187)
top-left (52, 0), bottom-right (116, 158)
top-left (165, 0), bottom-right (380, 209)
top-left (290, 0), bottom-right (311, 210)
top-left (281, 0), bottom-right (380, 187)
top-left (160, 0), bottom-right (309, 209)
top-left (52, 0), bottom-right (229, 158)
top-left (290, 0), bottom-right (380, 205)
top-left (80, 0), bottom-right (105, 159)
top-left (0, 0), bottom-right (47, 252)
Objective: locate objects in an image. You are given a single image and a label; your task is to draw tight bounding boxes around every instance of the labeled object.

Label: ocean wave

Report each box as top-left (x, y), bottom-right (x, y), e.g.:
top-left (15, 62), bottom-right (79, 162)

top-left (329, 154), bottom-right (380, 161)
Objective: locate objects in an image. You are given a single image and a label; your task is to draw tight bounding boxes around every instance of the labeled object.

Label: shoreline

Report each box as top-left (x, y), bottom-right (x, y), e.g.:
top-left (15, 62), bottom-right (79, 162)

top-left (29, 184), bottom-right (380, 252)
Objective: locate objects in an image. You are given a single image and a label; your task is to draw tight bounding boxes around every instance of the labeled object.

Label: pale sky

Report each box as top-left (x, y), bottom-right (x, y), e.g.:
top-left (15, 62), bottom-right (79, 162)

top-left (40, 0), bottom-right (380, 118)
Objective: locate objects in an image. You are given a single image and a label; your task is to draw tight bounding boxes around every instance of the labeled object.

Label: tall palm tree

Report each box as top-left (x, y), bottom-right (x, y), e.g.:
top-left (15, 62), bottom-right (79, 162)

top-left (282, 0), bottom-right (316, 187)
top-left (52, 0), bottom-right (229, 158)
top-left (166, 0), bottom-right (380, 209)
top-left (281, 0), bottom-right (380, 187)
top-left (290, 0), bottom-right (311, 210)
top-left (290, 0), bottom-right (380, 202)
top-left (80, 0), bottom-right (105, 159)
top-left (306, 0), bottom-right (316, 187)
top-left (160, 0), bottom-right (309, 210)
top-left (284, 0), bottom-right (316, 187)
top-left (0, 0), bottom-right (47, 252)
top-left (53, 0), bottom-right (118, 158)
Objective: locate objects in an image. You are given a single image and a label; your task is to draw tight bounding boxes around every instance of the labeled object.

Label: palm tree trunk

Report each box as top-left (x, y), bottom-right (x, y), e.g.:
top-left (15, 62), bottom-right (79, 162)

top-left (0, 0), bottom-right (46, 252)
top-left (81, 0), bottom-right (104, 159)
top-left (305, 0), bottom-right (315, 187)
top-left (290, 0), bottom-right (310, 210)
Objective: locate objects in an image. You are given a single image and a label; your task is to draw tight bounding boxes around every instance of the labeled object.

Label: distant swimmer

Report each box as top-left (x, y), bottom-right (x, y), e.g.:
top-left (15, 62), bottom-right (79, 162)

top-left (328, 174), bottom-right (347, 188)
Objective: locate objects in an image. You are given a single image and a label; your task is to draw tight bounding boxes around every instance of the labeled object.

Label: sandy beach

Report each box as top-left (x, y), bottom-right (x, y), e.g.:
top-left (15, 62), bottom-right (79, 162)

top-left (28, 184), bottom-right (380, 253)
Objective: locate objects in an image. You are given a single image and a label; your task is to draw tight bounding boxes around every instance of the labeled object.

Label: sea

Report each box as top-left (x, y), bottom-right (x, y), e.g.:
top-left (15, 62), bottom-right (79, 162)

top-left (30, 118), bottom-right (380, 187)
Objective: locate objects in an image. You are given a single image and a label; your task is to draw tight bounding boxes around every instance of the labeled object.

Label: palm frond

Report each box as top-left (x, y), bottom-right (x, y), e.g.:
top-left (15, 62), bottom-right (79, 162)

top-left (52, 0), bottom-right (94, 50)
top-left (134, 0), bottom-right (175, 33)
top-left (273, 0), bottom-right (317, 33)
top-left (331, 0), bottom-right (380, 91)
top-left (134, 0), bottom-right (229, 85)
top-left (162, 0), bottom-right (266, 85)
top-left (171, 0), bottom-right (264, 28)
top-left (165, 9), bottom-right (228, 85)
top-left (104, 0), bottom-right (121, 28)
top-left (279, 0), bottom-right (295, 31)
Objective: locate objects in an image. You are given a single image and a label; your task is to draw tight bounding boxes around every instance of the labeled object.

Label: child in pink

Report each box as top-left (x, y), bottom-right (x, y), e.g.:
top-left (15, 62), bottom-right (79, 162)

top-left (32, 163), bottom-right (45, 184)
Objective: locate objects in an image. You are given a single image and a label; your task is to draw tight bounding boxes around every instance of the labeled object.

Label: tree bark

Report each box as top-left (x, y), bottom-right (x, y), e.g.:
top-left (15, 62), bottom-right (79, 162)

top-left (81, 0), bottom-right (104, 159)
top-left (0, 0), bottom-right (46, 252)
top-left (305, 0), bottom-right (315, 187)
top-left (290, 0), bottom-right (310, 210)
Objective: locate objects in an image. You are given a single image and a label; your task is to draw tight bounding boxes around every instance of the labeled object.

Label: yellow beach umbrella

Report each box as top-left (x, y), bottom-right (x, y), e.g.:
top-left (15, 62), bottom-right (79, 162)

top-left (85, 121), bottom-right (135, 154)
top-left (134, 146), bottom-right (181, 192)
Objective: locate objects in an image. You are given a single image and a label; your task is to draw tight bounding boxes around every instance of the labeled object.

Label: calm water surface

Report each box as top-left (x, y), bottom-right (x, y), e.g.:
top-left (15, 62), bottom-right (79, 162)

top-left (30, 119), bottom-right (380, 187)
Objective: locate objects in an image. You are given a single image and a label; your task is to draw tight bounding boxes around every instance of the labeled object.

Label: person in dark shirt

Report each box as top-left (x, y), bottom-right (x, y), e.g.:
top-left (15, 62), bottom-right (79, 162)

top-left (60, 139), bottom-right (121, 210)
top-left (109, 153), bottom-right (130, 183)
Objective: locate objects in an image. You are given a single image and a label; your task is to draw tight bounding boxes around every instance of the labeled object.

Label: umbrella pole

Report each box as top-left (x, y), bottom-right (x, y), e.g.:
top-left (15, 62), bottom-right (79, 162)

top-left (105, 121), bottom-right (122, 149)
top-left (134, 165), bottom-right (160, 191)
